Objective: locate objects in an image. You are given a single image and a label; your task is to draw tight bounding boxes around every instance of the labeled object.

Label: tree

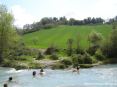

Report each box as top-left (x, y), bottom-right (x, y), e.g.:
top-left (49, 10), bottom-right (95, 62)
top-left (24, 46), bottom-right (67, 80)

top-left (112, 22), bottom-right (117, 30)
top-left (108, 29), bottom-right (117, 57)
top-left (102, 29), bottom-right (117, 58)
top-left (67, 38), bottom-right (74, 56)
top-left (59, 16), bottom-right (68, 25)
top-left (69, 18), bottom-right (76, 25)
top-left (76, 34), bottom-right (83, 54)
top-left (88, 31), bottom-right (103, 55)
top-left (88, 31), bottom-right (103, 45)
top-left (0, 5), bottom-right (18, 63)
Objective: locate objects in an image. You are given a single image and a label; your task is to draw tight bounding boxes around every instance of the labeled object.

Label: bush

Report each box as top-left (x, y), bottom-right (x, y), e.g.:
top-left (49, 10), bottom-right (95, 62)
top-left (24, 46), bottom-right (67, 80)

top-left (14, 56), bottom-right (27, 61)
top-left (87, 45), bottom-right (99, 55)
top-left (71, 54), bottom-right (79, 67)
top-left (79, 64), bottom-right (94, 68)
top-left (2, 60), bottom-right (28, 69)
top-left (36, 51), bottom-right (44, 60)
top-left (28, 62), bottom-right (44, 69)
top-left (95, 49), bottom-right (105, 61)
top-left (2, 59), bottom-right (15, 67)
top-left (50, 53), bottom-right (59, 60)
top-left (91, 56), bottom-right (98, 63)
top-left (60, 58), bottom-right (72, 66)
top-left (52, 63), bottom-right (66, 69)
top-left (77, 54), bottom-right (84, 64)
top-left (83, 52), bottom-right (93, 64)
top-left (43, 24), bottom-right (55, 29)
top-left (67, 49), bottom-right (73, 56)
top-left (76, 47), bottom-right (84, 54)
top-left (45, 45), bottom-right (58, 55)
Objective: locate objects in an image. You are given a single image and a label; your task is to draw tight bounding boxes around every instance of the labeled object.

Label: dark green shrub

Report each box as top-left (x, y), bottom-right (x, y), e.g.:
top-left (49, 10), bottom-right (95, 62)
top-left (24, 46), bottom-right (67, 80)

top-left (91, 56), bottom-right (98, 63)
top-left (36, 51), bottom-right (44, 60)
top-left (2, 59), bottom-right (15, 67)
top-left (15, 64), bottom-right (28, 70)
top-left (45, 45), bottom-right (58, 55)
top-left (76, 47), bottom-right (84, 54)
top-left (83, 52), bottom-right (93, 64)
top-left (67, 49), bottom-right (73, 56)
top-left (95, 49), bottom-right (105, 61)
top-left (72, 54), bottom-right (85, 67)
top-left (71, 54), bottom-right (79, 67)
top-left (66, 38), bottom-right (74, 56)
top-left (28, 62), bottom-right (44, 69)
top-left (14, 56), bottom-right (27, 61)
top-left (2, 60), bottom-right (28, 69)
top-left (77, 54), bottom-right (84, 64)
top-left (43, 24), bottom-right (55, 29)
top-left (60, 58), bottom-right (72, 66)
top-left (50, 53), bottom-right (59, 60)
top-left (52, 63), bottom-right (66, 69)
top-left (79, 64), bottom-right (94, 68)
top-left (87, 45), bottom-right (99, 55)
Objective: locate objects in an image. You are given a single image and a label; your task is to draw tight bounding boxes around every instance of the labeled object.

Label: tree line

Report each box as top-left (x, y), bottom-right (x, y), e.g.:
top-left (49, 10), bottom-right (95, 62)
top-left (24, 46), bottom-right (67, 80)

top-left (19, 16), bottom-right (117, 34)
top-left (18, 17), bottom-right (104, 34)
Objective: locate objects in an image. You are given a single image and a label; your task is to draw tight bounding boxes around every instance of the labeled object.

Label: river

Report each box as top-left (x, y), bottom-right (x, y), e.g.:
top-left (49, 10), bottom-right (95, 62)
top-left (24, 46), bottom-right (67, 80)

top-left (0, 64), bottom-right (117, 87)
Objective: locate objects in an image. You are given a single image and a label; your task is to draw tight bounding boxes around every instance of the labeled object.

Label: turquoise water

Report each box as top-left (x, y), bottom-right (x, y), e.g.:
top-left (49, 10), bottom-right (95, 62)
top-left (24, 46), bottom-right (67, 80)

top-left (0, 64), bottom-right (117, 87)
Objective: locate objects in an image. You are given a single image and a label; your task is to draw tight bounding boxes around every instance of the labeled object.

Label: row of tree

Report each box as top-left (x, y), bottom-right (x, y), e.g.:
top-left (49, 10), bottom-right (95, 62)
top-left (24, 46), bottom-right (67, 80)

top-left (107, 16), bottom-right (117, 24)
top-left (20, 17), bottom-right (104, 34)
top-left (21, 16), bottom-right (117, 34)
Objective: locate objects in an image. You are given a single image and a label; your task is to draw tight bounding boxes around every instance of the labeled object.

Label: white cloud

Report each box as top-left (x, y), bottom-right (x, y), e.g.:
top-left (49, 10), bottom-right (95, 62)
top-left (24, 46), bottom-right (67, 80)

top-left (94, 0), bottom-right (117, 18)
top-left (11, 5), bottom-right (36, 28)
top-left (65, 0), bottom-right (117, 20)
top-left (9, 0), bottom-right (117, 27)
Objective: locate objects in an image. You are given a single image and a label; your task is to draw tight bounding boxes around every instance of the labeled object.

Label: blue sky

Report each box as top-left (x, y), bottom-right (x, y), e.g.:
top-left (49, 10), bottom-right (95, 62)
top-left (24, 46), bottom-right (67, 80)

top-left (0, 0), bottom-right (117, 27)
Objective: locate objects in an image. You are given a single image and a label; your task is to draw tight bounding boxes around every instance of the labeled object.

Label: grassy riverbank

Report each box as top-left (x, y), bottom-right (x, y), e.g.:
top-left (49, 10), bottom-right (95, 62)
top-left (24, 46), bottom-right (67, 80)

top-left (0, 57), bottom-right (116, 70)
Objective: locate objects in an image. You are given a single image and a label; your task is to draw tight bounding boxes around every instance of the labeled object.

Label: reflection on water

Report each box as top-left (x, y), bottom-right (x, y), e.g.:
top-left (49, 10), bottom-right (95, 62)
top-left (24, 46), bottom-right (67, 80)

top-left (0, 64), bottom-right (117, 87)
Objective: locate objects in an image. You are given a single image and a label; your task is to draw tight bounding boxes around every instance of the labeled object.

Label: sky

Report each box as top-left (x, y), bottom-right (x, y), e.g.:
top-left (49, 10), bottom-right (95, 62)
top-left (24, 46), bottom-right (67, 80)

top-left (0, 0), bottom-right (117, 27)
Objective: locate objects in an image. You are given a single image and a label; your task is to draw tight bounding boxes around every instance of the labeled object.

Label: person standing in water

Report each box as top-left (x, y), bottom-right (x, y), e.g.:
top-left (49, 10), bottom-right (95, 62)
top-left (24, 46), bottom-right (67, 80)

top-left (8, 77), bottom-right (13, 82)
top-left (72, 65), bottom-right (80, 73)
top-left (77, 66), bottom-right (80, 71)
top-left (3, 77), bottom-right (13, 87)
top-left (32, 71), bottom-right (36, 77)
top-left (40, 68), bottom-right (44, 72)
top-left (39, 68), bottom-right (45, 75)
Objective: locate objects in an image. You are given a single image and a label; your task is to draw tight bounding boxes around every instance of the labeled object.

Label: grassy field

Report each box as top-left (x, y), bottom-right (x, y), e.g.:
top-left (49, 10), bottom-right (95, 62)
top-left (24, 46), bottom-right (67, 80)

top-left (22, 24), bottom-right (112, 49)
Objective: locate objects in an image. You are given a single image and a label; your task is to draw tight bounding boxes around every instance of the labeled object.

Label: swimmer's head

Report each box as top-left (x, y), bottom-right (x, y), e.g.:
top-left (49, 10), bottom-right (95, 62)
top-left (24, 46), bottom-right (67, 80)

top-left (9, 77), bottom-right (12, 82)
top-left (4, 83), bottom-right (8, 87)
top-left (32, 71), bottom-right (36, 76)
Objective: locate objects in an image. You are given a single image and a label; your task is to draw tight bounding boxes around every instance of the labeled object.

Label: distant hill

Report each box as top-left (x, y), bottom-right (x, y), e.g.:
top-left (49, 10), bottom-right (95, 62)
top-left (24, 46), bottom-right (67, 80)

top-left (22, 24), bottom-right (112, 49)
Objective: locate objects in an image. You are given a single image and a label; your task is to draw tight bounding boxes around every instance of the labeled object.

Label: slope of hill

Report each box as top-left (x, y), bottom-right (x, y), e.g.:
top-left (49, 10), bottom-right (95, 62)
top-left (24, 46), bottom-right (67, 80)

top-left (22, 24), bottom-right (112, 48)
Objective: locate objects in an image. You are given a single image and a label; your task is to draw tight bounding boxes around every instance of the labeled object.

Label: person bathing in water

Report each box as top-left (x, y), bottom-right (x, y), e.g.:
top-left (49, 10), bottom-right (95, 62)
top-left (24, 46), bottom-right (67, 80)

top-left (72, 65), bottom-right (80, 73)
top-left (39, 68), bottom-right (45, 75)
top-left (3, 77), bottom-right (13, 87)
top-left (8, 77), bottom-right (13, 82)
top-left (32, 71), bottom-right (36, 77)
top-left (77, 66), bottom-right (80, 71)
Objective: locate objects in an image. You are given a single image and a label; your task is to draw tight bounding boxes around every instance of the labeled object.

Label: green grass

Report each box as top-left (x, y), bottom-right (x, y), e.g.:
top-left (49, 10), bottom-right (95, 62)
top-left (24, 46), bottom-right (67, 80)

top-left (22, 24), bottom-right (112, 49)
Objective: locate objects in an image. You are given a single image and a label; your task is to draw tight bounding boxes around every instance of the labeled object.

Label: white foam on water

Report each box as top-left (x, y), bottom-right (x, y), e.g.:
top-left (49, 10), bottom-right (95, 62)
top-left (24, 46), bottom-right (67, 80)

top-left (6, 69), bottom-right (25, 74)
top-left (56, 85), bottom-right (85, 87)
top-left (6, 68), bottom-right (16, 73)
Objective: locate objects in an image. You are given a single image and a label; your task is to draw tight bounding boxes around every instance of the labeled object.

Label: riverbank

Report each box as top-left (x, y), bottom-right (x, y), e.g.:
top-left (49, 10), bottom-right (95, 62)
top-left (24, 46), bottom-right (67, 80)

top-left (0, 58), bottom-right (117, 70)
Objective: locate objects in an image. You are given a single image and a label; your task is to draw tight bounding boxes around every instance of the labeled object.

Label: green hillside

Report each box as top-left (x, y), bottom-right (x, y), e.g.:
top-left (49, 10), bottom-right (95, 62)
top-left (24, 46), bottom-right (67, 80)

top-left (22, 24), bottom-right (112, 49)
